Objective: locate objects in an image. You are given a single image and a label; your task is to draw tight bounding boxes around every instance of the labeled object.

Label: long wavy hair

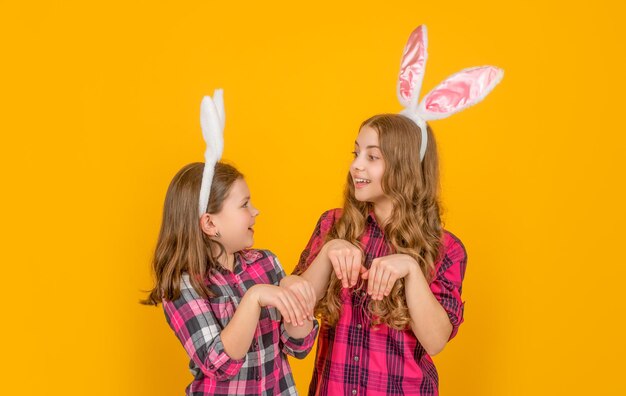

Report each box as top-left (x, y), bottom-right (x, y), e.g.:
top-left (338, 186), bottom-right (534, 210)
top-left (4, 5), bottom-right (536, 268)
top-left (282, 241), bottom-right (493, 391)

top-left (141, 162), bottom-right (243, 305)
top-left (317, 114), bottom-right (444, 329)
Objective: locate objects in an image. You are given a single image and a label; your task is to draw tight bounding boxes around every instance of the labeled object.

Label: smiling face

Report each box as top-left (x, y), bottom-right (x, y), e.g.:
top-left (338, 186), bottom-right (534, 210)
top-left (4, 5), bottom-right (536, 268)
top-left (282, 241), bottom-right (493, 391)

top-left (350, 125), bottom-right (388, 206)
top-left (208, 178), bottom-right (259, 254)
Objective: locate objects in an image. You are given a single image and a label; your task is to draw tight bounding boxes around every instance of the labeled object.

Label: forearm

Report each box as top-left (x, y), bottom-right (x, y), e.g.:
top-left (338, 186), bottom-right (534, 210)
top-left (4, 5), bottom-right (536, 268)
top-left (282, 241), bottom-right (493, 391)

top-left (405, 265), bottom-right (453, 356)
top-left (299, 246), bottom-right (333, 302)
top-left (220, 288), bottom-right (261, 360)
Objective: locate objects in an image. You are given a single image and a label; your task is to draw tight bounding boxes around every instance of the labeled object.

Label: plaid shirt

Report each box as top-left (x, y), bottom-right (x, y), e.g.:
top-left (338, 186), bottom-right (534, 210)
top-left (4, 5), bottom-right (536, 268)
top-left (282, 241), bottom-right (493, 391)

top-left (163, 249), bottom-right (319, 396)
top-left (294, 209), bottom-right (467, 396)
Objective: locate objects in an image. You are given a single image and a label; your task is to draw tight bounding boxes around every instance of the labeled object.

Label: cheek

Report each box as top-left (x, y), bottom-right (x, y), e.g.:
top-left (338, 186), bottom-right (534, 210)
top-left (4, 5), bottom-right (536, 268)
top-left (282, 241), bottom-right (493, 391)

top-left (373, 164), bottom-right (385, 183)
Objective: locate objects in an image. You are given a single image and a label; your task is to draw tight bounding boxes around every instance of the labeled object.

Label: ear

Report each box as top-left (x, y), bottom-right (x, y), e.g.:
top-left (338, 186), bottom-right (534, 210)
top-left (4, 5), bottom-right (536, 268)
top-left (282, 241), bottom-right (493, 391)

top-left (199, 213), bottom-right (219, 237)
top-left (397, 25), bottom-right (428, 110)
top-left (418, 66), bottom-right (504, 121)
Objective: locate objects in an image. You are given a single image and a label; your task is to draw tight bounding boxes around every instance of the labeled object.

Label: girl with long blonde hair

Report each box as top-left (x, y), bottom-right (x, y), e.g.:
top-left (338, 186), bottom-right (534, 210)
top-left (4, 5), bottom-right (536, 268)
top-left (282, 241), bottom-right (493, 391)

top-left (287, 25), bottom-right (502, 395)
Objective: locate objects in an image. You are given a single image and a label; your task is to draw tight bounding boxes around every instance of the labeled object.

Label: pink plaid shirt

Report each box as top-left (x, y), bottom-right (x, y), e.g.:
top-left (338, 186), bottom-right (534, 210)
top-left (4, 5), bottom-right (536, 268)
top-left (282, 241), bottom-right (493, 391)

top-left (295, 209), bottom-right (467, 396)
top-left (163, 249), bottom-right (319, 396)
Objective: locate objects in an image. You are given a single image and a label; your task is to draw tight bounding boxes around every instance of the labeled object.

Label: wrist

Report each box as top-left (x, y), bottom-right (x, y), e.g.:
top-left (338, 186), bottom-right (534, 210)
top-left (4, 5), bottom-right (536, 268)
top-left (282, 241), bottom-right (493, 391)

top-left (280, 274), bottom-right (297, 285)
top-left (245, 284), bottom-right (262, 307)
top-left (407, 257), bottom-right (422, 278)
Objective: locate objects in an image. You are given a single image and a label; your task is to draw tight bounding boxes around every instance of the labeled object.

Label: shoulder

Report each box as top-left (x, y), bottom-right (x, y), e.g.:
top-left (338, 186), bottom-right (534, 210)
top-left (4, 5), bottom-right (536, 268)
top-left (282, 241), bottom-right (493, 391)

top-left (441, 230), bottom-right (468, 264)
top-left (163, 273), bottom-right (203, 311)
top-left (322, 208), bottom-right (343, 218)
top-left (178, 273), bottom-right (199, 295)
top-left (431, 230), bottom-right (468, 282)
top-left (316, 208), bottom-right (342, 232)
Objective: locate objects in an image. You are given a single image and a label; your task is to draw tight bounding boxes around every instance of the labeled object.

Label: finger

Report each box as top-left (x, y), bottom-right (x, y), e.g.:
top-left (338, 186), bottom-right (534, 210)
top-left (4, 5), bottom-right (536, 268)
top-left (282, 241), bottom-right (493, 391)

top-left (384, 274), bottom-right (397, 297)
top-left (349, 253), bottom-right (360, 287)
top-left (279, 293), bottom-right (300, 326)
top-left (373, 264), bottom-right (385, 299)
top-left (298, 290), bottom-right (311, 324)
top-left (301, 283), bottom-right (315, 317)
top-left (377, 270), bottom-right (392, 300)
top-left (273, 299), bottom-right (290, 324)
top-left (287, 292), bottom-right (304, 326)
top-left (284, 291), bottom-right (305, 326)
top-left (367, 261), bottom-right (378, 295)
top-left (339, 254), bottom-right (350, 288)
top-left (293, 287), bottom-right (310, 321)
top-left (329, 254), bottom-right (343, 280)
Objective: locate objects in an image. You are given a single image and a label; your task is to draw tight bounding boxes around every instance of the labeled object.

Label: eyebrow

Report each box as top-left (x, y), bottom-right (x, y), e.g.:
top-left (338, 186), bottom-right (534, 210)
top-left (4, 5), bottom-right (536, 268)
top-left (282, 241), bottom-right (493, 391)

top-left (354, 141), bottom-right (380, 149)
top-left (241, 196), bottom-right (250, 203)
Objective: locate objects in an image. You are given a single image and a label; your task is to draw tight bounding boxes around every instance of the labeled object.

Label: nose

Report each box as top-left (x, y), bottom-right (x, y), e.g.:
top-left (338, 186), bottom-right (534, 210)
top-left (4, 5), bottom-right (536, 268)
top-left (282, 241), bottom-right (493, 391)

top-left (250, 203), bottom-right (260, 217)
top-left (351, 153), bottom-right (365, 171)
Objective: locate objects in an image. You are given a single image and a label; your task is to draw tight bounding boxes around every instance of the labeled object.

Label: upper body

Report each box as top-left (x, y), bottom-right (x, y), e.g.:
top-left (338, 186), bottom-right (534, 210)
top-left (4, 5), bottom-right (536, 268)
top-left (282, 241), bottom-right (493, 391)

top-left (165, 248), bottom-right (319, 396)
top-left (144, 162), bottom-right (319, 396)
top-left (295, 209), bottom-right (466, 396)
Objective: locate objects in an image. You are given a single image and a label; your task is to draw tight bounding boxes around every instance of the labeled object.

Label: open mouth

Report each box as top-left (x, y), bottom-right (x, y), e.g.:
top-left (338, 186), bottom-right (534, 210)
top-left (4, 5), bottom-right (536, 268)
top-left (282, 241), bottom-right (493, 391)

top-left (354, 178), bottom-right (371, 188)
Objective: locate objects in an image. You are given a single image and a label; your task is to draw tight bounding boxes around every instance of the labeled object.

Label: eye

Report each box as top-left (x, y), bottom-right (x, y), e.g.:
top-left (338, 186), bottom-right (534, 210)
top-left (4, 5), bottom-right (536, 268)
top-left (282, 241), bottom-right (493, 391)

top-left (351, 151), bottom-right (359, 158)
top-left (242, 201), bottom-right (249, 208)
top-left (368, 154), bottom-right (379, 161)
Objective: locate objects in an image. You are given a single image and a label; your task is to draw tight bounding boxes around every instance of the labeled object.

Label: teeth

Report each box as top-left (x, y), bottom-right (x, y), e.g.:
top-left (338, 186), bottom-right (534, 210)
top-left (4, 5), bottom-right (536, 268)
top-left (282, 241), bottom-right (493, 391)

top-left (355, 178), bottom-right (370, 183)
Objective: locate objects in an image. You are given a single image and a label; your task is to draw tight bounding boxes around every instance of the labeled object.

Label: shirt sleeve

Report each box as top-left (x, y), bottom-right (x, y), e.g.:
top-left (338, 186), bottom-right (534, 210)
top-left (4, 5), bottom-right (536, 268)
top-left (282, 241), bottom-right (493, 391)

top-left (279, 319), bottom-right (319, 359)
top-left (429, 233), bottom-right (468, 340)
top-left (268, 251), bottom-right (320, 358)
top-left (293, 209), bottom-right (339, 275)
top-left (163, 275), bottom-right (245, 380)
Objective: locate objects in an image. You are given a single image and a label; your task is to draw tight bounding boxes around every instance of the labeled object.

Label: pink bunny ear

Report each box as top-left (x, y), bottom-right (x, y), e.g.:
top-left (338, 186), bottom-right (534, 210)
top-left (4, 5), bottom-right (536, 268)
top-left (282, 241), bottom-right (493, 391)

top-left (397, 25), bottom-right (428, 109)
top-left (417, 66), bottom-right (503, 121)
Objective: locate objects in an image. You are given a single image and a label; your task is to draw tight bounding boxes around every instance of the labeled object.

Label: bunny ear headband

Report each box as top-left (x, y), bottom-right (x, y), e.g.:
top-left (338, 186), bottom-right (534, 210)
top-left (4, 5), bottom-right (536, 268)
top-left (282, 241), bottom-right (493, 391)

top-left (198, 89), bottom-right (225, 216)
top-left (397, 25), bottom-right (504, 161)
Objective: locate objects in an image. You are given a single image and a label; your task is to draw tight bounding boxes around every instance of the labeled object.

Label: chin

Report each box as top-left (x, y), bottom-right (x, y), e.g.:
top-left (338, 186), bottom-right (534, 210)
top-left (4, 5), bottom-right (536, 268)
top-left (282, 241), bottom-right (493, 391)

top-left (354, 192), bottom-right (372, 203)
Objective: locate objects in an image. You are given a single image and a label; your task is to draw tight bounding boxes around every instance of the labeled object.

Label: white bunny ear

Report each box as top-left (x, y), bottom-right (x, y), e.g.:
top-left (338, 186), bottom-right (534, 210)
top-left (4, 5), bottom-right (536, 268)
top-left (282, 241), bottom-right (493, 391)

top-left (199, 89), bottom-right (225, 216)
top-left (212, 88), bottom-right (225, 130)
top-left (397, 25), bottom-right (428, 110)
top-left (417, 66), bottom-right (504, 121)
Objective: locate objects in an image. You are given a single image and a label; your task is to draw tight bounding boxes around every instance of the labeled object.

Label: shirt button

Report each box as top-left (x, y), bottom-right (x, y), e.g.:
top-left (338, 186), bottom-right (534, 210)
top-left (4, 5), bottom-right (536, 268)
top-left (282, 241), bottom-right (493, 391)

top-left (354, 356), bottom-right (359, 362)
top-left (360, 291), bottom-right (366, 297)
top-left (352, 390), bottom-right (357, 395)
top-left (356, 323), bottom-right (362, 329)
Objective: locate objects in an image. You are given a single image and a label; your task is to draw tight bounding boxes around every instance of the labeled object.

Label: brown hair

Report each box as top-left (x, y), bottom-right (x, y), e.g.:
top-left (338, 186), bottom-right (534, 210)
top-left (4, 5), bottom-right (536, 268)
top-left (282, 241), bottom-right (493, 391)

top-left (141, 162), bottom-right (243, 305)
top-left (317, 114), bottom-right (443, 329)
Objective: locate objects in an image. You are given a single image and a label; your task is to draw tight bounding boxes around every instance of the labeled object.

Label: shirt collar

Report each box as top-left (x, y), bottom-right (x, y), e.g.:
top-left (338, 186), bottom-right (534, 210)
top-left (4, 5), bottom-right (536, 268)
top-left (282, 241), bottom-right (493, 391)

top-left (213, 250), bottom-right (262, 275)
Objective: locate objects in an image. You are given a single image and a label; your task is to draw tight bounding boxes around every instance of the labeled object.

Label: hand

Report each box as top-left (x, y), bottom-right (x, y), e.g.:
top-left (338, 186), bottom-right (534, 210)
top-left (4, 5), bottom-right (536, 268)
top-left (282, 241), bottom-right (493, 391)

top-left (279, 275), bottom-right (316, 320)
top-left (324, 239), bottom-right (366, 288)
top-left (250, 284), bottom-right (308, 326)
top-left (361, 254), bottom-right (419, 300)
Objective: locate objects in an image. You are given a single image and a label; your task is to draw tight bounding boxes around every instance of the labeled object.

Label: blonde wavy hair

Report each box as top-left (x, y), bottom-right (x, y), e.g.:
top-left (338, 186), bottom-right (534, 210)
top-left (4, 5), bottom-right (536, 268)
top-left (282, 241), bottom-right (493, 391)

top-left (317, 114), bottom-right (443, 329)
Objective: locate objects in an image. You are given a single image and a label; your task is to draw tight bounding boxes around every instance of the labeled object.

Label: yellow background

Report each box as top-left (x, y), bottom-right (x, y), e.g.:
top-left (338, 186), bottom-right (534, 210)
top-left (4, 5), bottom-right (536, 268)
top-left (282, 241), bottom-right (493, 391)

top-left (1, 1), bottom-right (625, 394)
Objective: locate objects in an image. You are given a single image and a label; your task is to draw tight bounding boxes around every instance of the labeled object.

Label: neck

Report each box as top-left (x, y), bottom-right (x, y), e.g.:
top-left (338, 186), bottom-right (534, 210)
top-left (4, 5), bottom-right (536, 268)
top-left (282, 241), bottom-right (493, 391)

top-left (373, 198), bottom-right (393, 226)
top-left (220, 252), bottom-right (235, 272)
top-left (211, 243), bottom-right (235, 271)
